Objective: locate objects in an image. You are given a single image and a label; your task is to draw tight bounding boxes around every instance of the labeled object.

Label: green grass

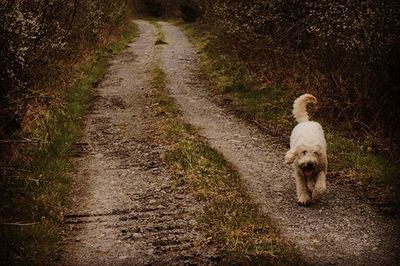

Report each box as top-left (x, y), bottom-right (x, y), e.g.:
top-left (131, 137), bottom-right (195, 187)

top-left (177, 21), bottom-right (400, 200)
top-left (0, 22), bottom-right (139, 265)
top-left (150, 64), bottom-right (305, 265)
top-left (327, 134), bottom-right (399, 185)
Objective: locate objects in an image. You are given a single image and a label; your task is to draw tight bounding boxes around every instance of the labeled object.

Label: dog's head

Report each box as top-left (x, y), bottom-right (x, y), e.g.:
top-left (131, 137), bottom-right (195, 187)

top-left (285, 144), bottom-right (323, 177)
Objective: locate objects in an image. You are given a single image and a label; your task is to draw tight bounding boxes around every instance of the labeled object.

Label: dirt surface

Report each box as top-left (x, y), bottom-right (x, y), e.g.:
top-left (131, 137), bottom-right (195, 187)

top-left (60, 20), bottom-right (216, 265)
top-left (61, 19), bottom-right (399, 265)
top-left (158, 21), bottom-right (400, 265)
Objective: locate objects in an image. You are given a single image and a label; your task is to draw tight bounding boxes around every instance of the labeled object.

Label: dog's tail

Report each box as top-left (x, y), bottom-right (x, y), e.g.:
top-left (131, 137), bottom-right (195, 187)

top-left (292, 94), bottom-right (317, 123)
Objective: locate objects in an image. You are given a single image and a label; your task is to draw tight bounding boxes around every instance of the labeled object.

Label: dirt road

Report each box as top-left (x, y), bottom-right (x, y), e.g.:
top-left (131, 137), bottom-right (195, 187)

top-left (61, 20), bottom-right (399, 265)
top-left (60, 21), bottom-right (216, 265)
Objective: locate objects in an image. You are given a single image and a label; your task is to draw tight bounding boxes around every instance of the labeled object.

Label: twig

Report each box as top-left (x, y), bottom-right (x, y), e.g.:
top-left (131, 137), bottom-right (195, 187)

top-left (0, 167), bottom-right (29, 173)
top-left (0, 137), bottom-right (49, 144)
top-left (331, 72), bottom-right (339, 88)
top-left (2, 222), bottom-right (39, 226)
top-left (253, 120), bottom-right (279, 137)
top-left (353, 119), bottom-right (373, 135)
top-left (128, 194), bottom-right (155, 201)
top-left (23, 95), bottom-right (54, 99)
top-left (0, 139), bottom-right (31, 144)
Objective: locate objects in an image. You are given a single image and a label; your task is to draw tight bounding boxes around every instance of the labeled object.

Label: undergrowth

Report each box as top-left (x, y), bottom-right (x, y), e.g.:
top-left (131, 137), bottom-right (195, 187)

top-left (0, 22), bottom-right (138, 265)
top-left (177, 22), bottom-right (400, 210)
top-left (150, 64), bottom-right (305, 265)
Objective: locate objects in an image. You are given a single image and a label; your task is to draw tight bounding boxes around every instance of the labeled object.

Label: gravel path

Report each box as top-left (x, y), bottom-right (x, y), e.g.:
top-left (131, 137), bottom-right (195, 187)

top-left (61, 19), bottom-right (399, 265)
top-left (60, 21), bottom-right (216, 265)
top-left (159, 21), bottom-right (400, 265)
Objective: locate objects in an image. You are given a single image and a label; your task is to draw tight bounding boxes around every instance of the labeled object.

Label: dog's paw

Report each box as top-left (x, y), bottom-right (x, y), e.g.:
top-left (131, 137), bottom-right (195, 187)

top-left (312, 187), bottom-right (326, 200)
top-left (313, 180), bottom-right (327, 200)
top-left (298, 194), bottom-right (311, 206)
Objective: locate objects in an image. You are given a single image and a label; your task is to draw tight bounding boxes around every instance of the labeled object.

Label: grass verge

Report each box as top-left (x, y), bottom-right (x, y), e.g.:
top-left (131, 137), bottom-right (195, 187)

top-left (177, 21), bottom-right (400, 211)
top-left (150, 64), bottom-right (305, 265)
top-left (0, 22), bottom-right (139, 265)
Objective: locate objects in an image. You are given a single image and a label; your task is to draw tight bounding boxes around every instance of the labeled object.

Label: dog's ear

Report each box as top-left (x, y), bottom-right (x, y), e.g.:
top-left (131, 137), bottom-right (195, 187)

top-left (284, 149), bottom-right (297, 164)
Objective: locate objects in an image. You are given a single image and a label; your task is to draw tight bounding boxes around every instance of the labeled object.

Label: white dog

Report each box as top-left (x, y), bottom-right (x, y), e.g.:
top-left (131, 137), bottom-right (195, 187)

top-left (284, 94), bottom-right (327, 206)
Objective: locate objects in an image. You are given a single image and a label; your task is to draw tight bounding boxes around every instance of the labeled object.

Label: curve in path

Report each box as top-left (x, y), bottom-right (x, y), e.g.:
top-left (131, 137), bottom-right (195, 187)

top-left (61, 20), bottom-right (215, 265)
top-left (158, 21), bottom-right (399, 265)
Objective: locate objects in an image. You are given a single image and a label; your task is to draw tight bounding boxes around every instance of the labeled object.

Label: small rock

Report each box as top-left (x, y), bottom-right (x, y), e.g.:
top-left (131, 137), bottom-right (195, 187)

top-left (131, 233), bottom-right (142, 238)
top-left (147, 248), bottom-right (154, 255)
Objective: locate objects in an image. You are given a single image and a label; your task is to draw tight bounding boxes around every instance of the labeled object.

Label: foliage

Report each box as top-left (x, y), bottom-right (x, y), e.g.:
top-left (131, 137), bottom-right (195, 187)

top-left (179, 0), bottom-right (202, 22)
top-left (0, 0), bottom-right (132, 138)
top-left (190, 0), bottom-right (400, 155)
top-left (131, 0), bottom-right (179, 17)
top-left (131, 0), bottom-right (201, 21)
top-left (179, 15), bottom-right (399, 212)
top-left (0, 0), bottom-right (137, 263)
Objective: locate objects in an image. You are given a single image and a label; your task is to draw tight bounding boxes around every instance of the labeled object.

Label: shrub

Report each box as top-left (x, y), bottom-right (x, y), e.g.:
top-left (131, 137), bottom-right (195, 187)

top-left (0, 0), bottom-right (132, 139)
top-left (196, 0), bottom-right (400, 154)
top-left (143, 0), bottom-right (164, 17)
top-left (179, 0), bottom-right (202, 22)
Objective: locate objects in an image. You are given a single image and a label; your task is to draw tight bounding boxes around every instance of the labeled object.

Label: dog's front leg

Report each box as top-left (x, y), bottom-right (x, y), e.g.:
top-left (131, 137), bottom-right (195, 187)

top-left (295, 171), bottom-right (311, 206)
top-left (312, 171), bottom-right (327, 200)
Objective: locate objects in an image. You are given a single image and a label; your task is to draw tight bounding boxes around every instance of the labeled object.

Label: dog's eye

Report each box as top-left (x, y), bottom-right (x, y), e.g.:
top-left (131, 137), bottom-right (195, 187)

top-left (313, 151), bottom-right (319, 155)
top-left (302, 151), bottom-right (307, 155)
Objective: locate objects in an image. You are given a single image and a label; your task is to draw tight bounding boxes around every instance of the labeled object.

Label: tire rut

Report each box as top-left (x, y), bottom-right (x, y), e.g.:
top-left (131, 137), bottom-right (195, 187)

top-left (158, 21), bottom-right (400, 266)
top-left (60, 20), bottom-right (217, 265)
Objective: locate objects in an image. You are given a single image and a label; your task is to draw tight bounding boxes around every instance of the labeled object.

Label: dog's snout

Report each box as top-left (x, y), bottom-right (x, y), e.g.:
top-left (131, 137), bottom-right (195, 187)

top-left (305, 161), bottom-right (314, 168)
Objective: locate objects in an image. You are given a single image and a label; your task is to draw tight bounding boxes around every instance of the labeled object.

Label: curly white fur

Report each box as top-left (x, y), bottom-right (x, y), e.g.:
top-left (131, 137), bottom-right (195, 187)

top-left (285, 94), bottom-right (327, 206)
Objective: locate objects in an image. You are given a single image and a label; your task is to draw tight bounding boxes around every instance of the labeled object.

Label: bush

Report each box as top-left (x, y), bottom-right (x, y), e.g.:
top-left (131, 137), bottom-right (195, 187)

top-left (0, 1), bottom-right (135, 262)
top-left (179, 0), bottom-right (202, 22)
top-left (196, 0), bottom-right (400, 154)
top-left (143, 0), bottom-right (164, 17)
top-left (0, 0), bottom-right (132, 139)
top-left (131, 0), bottom-right (180, 17)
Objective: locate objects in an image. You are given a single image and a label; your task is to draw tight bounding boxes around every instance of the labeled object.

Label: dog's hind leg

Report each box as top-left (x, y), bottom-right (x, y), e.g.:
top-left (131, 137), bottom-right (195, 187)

top-left (295, 171), bottom-right (311, 206)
